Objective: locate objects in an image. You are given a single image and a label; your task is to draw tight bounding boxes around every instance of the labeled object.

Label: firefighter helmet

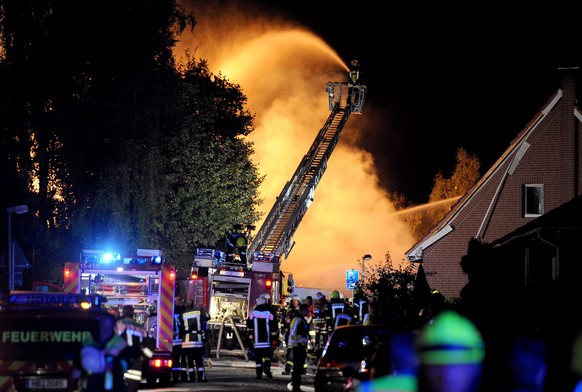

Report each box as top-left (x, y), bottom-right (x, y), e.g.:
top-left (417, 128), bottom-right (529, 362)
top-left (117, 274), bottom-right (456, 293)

top-left (291, 295), bottom-right (300, 302)
top-left (331, 290), bottom-right (340, 299)
top-left (256, 296), bottom-right (267, 305)
top-left (417, 310), bottom-right (484, 365)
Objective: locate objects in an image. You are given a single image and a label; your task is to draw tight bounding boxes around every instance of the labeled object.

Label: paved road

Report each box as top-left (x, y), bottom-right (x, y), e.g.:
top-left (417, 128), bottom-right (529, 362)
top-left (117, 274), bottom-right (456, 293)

top-left (142, 350), bottom-right (316, 392)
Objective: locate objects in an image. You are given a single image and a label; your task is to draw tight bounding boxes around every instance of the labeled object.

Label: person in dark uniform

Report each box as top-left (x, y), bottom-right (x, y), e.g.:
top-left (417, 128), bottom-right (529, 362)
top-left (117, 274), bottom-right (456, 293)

top-left (172, 295), bottom-right (186, 383)
top-left (326, 290), bottom-right (354, 333)
top-left (180, 302), bottom-right (210, 382)
top-left (260, 293), bottom-right (280, 362)
top-left (289, 304), bottom-right (310, 392)
top-left (247, 296), bottom-right (278, 379)
top-left (347, 59), bottom-right (361, 107)
top-left (76, 310), bottom-right (127, 392)
top-left (116, 305), bottom-right (148, 392)
top-left (283, 295), bottom-right (301, 375)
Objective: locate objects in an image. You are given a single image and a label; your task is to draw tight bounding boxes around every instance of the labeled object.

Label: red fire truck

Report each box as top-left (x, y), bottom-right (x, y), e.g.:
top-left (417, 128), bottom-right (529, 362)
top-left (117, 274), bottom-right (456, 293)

top-left (62, 249), bottom-right (176, 387)
top-left (189, 75), bottom-right (367, 352)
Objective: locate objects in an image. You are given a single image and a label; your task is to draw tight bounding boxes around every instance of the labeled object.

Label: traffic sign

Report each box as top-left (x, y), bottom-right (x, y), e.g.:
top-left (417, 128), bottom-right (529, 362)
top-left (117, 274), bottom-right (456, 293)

top-left (346, 269), bottom-right (359, 290)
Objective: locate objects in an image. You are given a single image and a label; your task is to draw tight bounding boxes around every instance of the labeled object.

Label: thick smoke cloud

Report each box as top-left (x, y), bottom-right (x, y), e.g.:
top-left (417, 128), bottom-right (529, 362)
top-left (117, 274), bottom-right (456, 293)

top-left (177, 0), bottom-right (416, 296)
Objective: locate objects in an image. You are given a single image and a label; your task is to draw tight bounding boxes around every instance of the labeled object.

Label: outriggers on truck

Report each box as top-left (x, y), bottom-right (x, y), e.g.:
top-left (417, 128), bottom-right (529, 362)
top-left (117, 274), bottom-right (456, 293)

top-left (62, 249), bottom-right (176, 387)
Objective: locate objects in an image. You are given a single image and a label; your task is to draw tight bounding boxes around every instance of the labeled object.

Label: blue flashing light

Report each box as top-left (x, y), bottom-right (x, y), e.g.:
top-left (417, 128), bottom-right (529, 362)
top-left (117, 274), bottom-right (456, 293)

top-left (100, 252), bottom-right (120, 264)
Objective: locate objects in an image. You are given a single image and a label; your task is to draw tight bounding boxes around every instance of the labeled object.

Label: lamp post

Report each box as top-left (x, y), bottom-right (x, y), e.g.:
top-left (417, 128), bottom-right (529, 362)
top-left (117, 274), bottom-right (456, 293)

top-left (362, 254), bottom-right (372, 288)
top-left (7, 204), bottom-right (28, 291)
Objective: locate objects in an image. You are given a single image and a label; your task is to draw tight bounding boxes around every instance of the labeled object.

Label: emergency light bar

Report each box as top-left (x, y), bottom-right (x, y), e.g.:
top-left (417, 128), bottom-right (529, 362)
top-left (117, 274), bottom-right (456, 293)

top-left (82, 249), bottom-right (121, 264)
top-left (136, 249), bottom-right (163, 264)
top-left (7, 293), bottom-right (100, 309)
top-left (82, 249), bottom-right (163, 265)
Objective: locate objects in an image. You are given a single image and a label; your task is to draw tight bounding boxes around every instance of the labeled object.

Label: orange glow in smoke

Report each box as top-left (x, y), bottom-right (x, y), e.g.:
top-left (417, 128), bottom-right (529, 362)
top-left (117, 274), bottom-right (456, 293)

top-left (176, 1), bottom-right (416, 296)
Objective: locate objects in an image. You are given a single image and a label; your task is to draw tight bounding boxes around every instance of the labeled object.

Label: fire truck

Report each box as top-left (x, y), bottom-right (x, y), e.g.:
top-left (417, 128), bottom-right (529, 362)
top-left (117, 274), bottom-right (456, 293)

top-left (62, 249), bottom-right (176, 387)
top-left (189, 73), bottom-right (367, 351)
top-left (0, 291), bottom-right (113, 392)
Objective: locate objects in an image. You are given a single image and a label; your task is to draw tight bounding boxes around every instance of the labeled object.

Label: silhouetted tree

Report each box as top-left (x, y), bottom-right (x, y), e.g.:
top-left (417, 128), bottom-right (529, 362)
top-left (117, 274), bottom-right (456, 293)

top-left (363, 252), bottom-right (428, 330)
top-left (158, 53), bottom-right (263, 271)
top-left (408, 147), bottom-right (481, 240)
top-left (0, 1), bottom-right (263, 284)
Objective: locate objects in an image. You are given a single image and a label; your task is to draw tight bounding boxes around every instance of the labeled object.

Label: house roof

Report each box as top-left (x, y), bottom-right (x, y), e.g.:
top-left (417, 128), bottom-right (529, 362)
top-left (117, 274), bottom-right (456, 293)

top-left (404, 86), bottom-right (567, 262)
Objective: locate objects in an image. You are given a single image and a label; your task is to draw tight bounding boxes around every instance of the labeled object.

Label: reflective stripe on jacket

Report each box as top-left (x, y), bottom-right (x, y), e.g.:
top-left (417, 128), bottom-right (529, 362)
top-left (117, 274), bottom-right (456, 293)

top-left (289, 316), bottom-right (308, 347)
top-left (181, 310), bottom-right (204, 349)
top-left (249, 309), bottom-right (273, 349)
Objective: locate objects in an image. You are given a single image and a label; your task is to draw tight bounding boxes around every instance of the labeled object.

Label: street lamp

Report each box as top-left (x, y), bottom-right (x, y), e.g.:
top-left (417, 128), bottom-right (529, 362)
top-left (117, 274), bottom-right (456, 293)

top-left (7, 204), bottom-right (28, 291)
top-left (362, 254), bottom-right (372, 287)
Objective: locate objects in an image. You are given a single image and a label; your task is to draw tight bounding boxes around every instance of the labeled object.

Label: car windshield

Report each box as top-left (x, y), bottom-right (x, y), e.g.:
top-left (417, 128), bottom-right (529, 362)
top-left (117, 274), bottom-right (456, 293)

top-left (324, 327), bottom-right (393, 361)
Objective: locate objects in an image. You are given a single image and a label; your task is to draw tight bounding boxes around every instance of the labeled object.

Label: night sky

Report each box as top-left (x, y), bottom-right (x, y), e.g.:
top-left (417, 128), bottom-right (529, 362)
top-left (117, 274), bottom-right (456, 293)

top-left (245, 2), bottom-right (581, 204)
top-left (180, 0), bottom-right (582, 292)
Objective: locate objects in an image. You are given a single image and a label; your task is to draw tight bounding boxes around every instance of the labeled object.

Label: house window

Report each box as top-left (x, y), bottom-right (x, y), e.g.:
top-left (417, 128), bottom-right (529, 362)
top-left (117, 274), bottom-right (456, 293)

top-left (524, 184), bottom-right (543, 217)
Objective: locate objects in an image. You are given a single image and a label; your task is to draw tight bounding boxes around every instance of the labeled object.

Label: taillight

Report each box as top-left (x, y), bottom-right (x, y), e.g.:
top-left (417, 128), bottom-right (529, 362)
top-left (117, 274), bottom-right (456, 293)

top-left (317, 358), bottom-right (343, 370)
top-left (149, 358), bottom-right (172, 368)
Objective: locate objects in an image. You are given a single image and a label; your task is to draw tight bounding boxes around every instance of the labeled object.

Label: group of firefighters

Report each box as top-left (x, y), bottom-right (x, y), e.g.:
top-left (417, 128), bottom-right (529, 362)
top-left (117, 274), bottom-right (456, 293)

top-left (245, 289), bottom-right (368, 391)
top-left (166, 287), bottom-right (366, 389)
top-left (77, 305), bottom-right (157, 392)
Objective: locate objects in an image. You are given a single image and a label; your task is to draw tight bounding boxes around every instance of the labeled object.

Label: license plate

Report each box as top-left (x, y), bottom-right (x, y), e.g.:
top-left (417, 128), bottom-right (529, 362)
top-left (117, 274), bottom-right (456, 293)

top-left (25, 379), bottom-right (68, 389)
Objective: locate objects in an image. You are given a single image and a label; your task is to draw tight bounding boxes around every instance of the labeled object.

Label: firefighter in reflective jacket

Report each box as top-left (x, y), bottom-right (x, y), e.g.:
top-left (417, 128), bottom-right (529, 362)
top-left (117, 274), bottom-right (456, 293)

top-left (326, 290), bottom-right (353, 333)
top-left (247, 296), bottom-right (278, 379)
top-left (283, 295), bottom-right (301, 375)
top-left (116, 305), bottom-right (152, 392)
top-left (172, 296), bottom-right (186, 382)
top-left (77, 311), bottom-right (127, 392)
top-left (289, 304), bottom-right (310, 392)
top-left (180, 304), bottom-right (209, 382)
top-left (312, 292), bottom-right (328, 352)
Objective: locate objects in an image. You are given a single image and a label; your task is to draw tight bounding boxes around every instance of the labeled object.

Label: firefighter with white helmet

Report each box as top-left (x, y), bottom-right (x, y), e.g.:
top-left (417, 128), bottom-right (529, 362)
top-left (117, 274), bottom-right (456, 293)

top-left (259, 292), bottom-right (280, 362)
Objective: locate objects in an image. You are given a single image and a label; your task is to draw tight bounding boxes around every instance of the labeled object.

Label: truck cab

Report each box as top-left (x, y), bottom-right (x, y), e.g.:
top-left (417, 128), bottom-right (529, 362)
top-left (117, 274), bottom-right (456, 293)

top-left (0, 292), bottom-right (115, 392)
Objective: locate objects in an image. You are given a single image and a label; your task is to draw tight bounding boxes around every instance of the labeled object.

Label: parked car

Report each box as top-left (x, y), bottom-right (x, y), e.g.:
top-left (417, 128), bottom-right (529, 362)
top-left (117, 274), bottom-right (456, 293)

top-left (355, 329), bottom-right (419, 391)
top-left (356, 340), bottom-right (392, 380)
top-left (314, 324), bottom-right (394, 392)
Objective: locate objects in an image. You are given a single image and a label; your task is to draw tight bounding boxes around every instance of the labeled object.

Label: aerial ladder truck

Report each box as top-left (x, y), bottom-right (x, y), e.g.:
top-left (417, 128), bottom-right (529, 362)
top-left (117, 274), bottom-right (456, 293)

top-left (190, 63), bottom-right (367, 354)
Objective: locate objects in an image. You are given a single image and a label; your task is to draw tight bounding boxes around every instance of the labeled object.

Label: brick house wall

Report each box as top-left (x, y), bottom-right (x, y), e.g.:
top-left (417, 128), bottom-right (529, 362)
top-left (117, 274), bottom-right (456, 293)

top-left (405, 69), bottom-right (582, 298)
